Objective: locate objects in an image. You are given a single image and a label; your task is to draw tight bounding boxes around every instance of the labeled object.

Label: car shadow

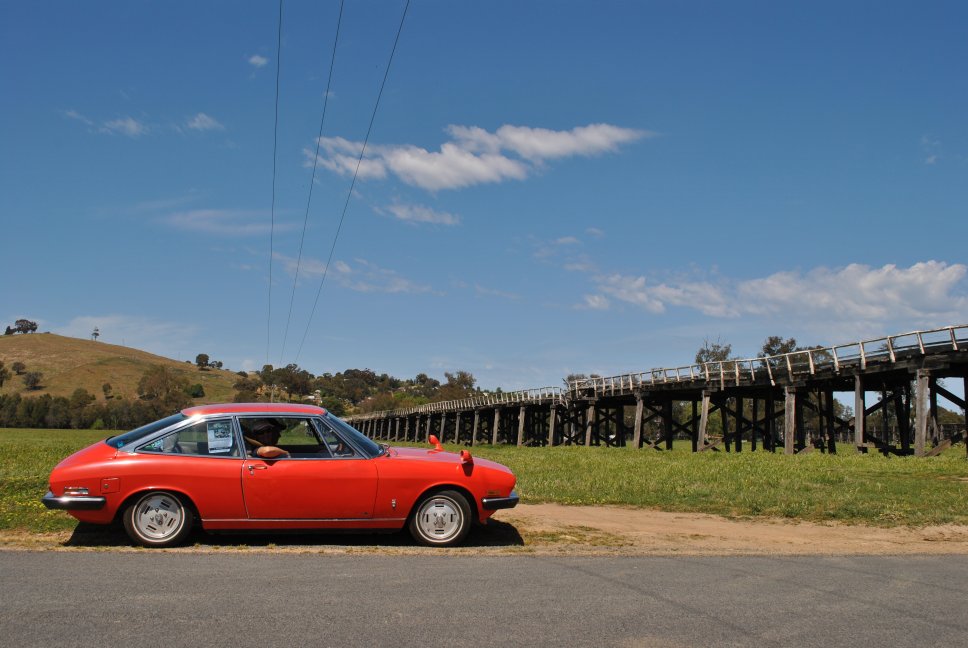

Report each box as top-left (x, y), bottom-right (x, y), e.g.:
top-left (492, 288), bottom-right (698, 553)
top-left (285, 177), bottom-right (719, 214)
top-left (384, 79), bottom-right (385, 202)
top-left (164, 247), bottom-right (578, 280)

top-left (63, 518), bottom-right (524, 550)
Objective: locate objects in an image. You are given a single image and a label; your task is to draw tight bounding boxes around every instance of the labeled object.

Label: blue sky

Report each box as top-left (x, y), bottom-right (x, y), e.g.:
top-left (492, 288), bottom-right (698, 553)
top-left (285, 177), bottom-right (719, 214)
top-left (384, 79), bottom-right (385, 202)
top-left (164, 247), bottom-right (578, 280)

top-left (3, 1), bottom-right (967, 390)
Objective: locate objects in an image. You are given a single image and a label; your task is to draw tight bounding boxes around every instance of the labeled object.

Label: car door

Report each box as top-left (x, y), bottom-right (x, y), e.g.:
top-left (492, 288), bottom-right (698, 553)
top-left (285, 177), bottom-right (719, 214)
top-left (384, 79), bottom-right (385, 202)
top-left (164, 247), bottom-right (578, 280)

top-left (240, 416), bottom-right (378, 520)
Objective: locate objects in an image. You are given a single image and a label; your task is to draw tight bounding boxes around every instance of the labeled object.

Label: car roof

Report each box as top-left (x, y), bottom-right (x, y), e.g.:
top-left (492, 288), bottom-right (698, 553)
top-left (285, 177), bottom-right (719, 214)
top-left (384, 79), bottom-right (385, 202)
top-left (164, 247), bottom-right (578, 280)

top-left (181, 402), bottom-right (328, 417)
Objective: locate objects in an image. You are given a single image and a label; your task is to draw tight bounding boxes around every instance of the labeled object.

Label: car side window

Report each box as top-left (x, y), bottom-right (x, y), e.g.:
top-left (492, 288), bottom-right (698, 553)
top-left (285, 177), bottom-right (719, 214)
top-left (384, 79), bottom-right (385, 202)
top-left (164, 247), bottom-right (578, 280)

top-left (139, 418), bottom-right (240, 457)
top-left (239, 417), bottom-right (332, 459)
top-left (317, 422), bottom-right (357, 458)
top-left (278, 418), bottom-right (331, 458)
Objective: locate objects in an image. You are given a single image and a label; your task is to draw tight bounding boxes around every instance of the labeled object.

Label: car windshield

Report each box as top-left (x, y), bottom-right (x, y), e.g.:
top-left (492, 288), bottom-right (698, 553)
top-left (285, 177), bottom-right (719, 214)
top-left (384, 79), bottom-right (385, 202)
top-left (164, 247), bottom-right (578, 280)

top-left (325, 414), bottom-right (385, 458)
top-left (105, 413), bottom-right (188, 449)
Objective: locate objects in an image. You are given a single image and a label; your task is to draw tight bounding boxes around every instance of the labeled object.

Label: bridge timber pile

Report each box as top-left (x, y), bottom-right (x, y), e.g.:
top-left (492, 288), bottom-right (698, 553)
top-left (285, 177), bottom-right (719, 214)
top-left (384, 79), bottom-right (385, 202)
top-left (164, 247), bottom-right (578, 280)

top-left (345, 325), bottom-right (968, 457)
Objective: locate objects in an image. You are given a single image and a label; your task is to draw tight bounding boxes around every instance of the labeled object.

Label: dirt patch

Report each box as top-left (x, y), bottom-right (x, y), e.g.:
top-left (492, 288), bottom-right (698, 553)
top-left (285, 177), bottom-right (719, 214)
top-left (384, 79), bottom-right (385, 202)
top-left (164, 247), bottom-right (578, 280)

top-left (501, 504), bottom-right (968, 555)
top-left (2, 505), bottom-right (967, 555)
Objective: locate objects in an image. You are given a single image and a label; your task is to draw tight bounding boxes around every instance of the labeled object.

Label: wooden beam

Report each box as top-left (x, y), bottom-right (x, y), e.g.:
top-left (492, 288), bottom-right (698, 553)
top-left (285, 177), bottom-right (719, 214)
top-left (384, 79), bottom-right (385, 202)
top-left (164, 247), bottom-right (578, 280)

top-left (698, 391), bottom-right (710, 451)
top-left (663, 398), bottom-right (674, 450)
top-left (784, 387), bottom-right (796, 455)
top-left (548, 404), bottom-right (557, 446)
top-left (492, 409), bottom-right (501, 445)
top-left (632, 395), bottom-right (644, 449)
top-left (854, 375), bottom-right (865, 450)
top-left (825, 390), bottom-right (836, 454)
top-left (471, 410), bottom-right (480, 447)
top-left (915, 370), bottom-right (929, 457)
top-left (734, 396), bottom-right (743, 452)
top-left (517, 405), bottom-right (527, 447)
top-left (585, 402), bottom-right (596, 446)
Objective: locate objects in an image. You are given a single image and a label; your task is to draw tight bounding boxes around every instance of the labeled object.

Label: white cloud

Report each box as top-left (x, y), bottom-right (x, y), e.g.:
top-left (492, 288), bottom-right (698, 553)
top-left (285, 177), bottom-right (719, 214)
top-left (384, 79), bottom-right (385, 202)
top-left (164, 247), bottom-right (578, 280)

top-left (385, 203), bottom-right (460, 226)
top-left (186, 113), bottom-right (225, 131)
top-left (101, 116), bottom-right (147, 138)
top-left (586, 227), bottom-right (605, 238)
top-left (272, 255), bottom-right (433, 295)
top-left (248, 54), bottom-right (268, 68)
top-left (475, 285), bottom-right (522, 301)
top-left (580, 294), bottom-right (610, 310)
top-left (63, 109), bottom-right (94, 126)
top-left (583, 261), bottom-right (968, 327)
top-left (165, 209), bottom-right (286, 236)
top-left (273, 252), bottom-right (329, 279)
top-left (336, 259), bottom-right (434, 294)
top-left (307, 122), bottom-right (648, 192)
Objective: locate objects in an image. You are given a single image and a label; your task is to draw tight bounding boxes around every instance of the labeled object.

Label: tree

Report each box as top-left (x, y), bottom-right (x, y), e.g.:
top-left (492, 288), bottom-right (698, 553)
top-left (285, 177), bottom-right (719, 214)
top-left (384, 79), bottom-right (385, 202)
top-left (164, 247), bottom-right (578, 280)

top-left (195, 353), bottom-right (210, 370)
top-left (695, 338), bottom-right (732, 365)
top-left (22, 371), bottom-right (43, 390)
top-left (91, 327), bottom-right (100, 341)
top-left (137, 366), bottom-right (191, 411)
top-left (13, 319), bottom-right (38, 334)
top-left (210, 360), bottom-right (223, 370)
top-left (186, 383), bottom-right (205, 398)
top-left (12, 361), bottom-right (25, 375)
top-left (760, 336), bottom-right (798, 357)
top-left (0, 362), bottom-right (10, 389)
top-left (102, 383), bottom-right (113, 400)
top-left (233, 375), bottom-right (263, 402)
top-left (4, 326), bottom-right (13, 335)
top-left (437, 371), bottom-right (477, 401)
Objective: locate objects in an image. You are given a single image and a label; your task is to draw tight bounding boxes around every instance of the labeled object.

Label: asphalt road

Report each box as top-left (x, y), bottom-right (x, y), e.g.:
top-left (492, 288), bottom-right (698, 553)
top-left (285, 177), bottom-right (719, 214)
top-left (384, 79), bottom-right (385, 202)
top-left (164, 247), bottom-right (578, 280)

top-left (2, 552), bottom-right (965, 647)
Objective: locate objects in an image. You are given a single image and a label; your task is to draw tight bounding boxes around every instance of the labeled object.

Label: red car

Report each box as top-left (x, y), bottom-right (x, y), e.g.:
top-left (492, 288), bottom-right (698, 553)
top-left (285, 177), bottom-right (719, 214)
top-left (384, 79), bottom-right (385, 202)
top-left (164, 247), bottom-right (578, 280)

top-left (42, 403), bottom-right (518, 547)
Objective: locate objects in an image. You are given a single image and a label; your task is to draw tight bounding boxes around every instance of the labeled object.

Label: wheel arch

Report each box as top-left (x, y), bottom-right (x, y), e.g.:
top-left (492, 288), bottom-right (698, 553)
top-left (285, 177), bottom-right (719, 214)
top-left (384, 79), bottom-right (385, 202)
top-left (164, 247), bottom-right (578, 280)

top-left (407, 484), bottom-right (479, 525)
top-left (113, 487), bottom-right (201, 526)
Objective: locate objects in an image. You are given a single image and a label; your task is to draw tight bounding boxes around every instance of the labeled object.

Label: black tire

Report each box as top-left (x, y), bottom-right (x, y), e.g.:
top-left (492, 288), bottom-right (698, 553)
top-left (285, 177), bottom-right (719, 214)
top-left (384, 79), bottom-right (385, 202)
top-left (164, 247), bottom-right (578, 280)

top-left (122, 491), bottom-right (194, 548)
top-left (408, 489), bottom-right (472, 547)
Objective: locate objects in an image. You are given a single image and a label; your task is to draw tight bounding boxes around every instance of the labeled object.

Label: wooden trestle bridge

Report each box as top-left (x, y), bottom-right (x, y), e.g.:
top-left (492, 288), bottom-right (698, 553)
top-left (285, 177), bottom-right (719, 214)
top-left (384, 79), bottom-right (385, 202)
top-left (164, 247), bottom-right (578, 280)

top-left (345, 325), bottom-right (968, 457)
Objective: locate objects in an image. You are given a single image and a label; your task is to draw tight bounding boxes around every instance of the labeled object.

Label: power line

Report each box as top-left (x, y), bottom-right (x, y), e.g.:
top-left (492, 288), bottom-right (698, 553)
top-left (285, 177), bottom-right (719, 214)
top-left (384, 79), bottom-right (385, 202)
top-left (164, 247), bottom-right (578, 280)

top-left (294, 0), bottom-right (411, 364)
top-left (265, 0), bottom-right (285, 369)
top-left (279, 0), bottom-right (345, 365)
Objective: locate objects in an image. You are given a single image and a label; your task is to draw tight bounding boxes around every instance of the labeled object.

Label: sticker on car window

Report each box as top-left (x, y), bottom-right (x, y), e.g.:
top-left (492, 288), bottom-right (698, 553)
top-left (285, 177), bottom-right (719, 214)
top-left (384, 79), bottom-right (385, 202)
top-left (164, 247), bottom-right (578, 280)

top-left (207, 420), bottom-right (233, 453)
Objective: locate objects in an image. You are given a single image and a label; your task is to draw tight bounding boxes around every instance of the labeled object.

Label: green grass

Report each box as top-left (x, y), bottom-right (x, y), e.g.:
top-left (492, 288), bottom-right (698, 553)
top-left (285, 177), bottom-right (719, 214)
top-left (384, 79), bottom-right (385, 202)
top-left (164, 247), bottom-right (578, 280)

top-left (415, 440), bottom-right (968, 527)
top-left (3, 429), bottom-right (967, 534)
top-left (0, 428), bottom-right (106, 533)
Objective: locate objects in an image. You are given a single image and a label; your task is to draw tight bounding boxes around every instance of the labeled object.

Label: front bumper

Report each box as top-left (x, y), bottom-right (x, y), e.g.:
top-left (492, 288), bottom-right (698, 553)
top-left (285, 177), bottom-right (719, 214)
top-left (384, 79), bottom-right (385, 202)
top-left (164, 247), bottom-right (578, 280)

top-left (42, 490), bottom-right (107, 511)
top-left (481, 491), bottom-right (519, 511)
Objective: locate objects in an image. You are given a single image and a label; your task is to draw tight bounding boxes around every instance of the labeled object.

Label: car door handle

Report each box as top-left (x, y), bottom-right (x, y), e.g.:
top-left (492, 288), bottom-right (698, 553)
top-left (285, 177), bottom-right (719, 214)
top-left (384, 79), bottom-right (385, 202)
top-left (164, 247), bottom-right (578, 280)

top-left (246, 464), bottom-right (268, 475)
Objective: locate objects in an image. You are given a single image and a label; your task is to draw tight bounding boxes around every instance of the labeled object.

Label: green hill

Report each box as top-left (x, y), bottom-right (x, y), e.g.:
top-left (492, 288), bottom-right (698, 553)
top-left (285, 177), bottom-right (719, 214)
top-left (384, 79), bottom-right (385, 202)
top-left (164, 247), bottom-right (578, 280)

top-left (0, 333), bottom-right (240, 403)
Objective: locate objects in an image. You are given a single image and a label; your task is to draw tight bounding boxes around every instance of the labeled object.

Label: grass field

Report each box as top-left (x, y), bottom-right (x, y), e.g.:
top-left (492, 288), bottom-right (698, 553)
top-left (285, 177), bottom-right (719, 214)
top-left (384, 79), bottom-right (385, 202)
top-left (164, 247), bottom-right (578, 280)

top-left (3, 428), bottom-right (967, 534)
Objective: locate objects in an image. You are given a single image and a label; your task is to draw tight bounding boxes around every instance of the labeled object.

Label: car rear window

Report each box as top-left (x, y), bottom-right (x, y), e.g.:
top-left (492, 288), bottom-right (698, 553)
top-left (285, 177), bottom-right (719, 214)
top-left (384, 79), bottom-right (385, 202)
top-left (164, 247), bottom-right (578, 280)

top-left (105, 413), bottom-right (188, 449)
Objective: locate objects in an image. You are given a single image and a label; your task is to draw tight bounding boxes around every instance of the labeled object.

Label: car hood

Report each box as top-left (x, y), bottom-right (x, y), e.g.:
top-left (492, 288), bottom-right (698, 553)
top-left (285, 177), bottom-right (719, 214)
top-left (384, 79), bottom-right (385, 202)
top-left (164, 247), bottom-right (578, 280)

top-left (389, 446), bottom-right (511, 473)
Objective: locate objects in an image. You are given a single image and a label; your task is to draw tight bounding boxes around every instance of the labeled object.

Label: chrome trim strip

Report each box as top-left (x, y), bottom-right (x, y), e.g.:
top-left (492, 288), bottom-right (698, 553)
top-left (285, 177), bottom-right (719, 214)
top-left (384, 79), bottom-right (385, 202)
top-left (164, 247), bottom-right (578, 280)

top-left (202, 517), bottom-right (407, 523)
top-left (481, 492), bottom-right (520, 511)
top-left (41, 491), bottom-right (107, 511)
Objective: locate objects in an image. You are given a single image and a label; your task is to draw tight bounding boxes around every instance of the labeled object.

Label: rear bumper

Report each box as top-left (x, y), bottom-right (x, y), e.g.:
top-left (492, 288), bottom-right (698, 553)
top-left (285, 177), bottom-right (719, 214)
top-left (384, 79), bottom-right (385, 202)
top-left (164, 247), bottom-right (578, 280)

top-left (42, 490), bottom-right (107, 511)
top-left (481, 491), bottom-right (519, 511)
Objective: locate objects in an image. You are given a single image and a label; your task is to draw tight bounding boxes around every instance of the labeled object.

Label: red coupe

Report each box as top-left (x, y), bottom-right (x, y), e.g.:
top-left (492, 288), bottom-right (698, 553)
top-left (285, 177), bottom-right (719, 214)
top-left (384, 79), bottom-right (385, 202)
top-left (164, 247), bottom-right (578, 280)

top-left (42, 403), bottom-right (518, 547)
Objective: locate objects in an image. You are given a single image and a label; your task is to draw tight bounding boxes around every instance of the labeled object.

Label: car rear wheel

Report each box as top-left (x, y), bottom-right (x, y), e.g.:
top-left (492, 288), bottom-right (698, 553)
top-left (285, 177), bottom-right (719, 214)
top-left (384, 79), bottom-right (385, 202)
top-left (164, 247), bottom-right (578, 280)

top-left (123, 491), bottom-right (194, 547)
top-left (408, 490), bottom-right (472, 547)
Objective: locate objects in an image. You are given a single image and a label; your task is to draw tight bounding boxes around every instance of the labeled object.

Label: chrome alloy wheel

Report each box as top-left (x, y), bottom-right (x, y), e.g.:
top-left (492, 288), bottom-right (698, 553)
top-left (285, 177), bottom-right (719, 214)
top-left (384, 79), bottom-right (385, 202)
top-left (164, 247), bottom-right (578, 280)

top-left (411, 491), bottom-right (470, 546)
top-left (125, 491), bottom-right (191, 546)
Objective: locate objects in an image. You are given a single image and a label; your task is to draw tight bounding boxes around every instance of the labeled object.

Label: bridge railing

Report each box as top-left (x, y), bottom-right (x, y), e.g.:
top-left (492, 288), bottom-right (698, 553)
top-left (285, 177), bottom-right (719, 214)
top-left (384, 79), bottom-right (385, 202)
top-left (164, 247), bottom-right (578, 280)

top-left (347, 386), bottom-right (566, 421)
top-left (569, 324), bottom-right (968, 396)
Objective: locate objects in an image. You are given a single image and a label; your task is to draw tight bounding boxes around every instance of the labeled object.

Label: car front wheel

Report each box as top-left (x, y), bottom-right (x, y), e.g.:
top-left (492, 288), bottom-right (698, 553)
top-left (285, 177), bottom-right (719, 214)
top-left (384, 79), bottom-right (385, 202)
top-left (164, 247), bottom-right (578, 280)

top-left (123, 491), bottom-right (194, 547)
top-left (408, 490), bottom-right (472, 547)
